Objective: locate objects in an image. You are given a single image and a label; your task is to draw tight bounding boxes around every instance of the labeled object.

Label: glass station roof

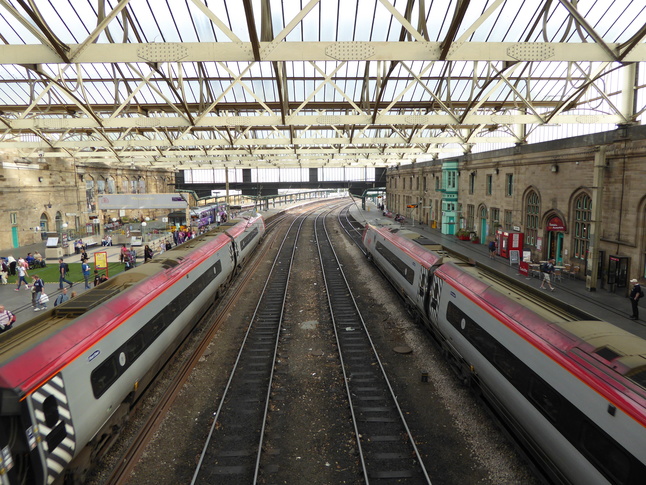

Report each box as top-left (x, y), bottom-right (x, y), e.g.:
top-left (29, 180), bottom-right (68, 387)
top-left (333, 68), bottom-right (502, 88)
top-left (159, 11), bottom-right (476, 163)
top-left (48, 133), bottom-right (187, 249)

top-left (0, 0), bottom-right (644, 169)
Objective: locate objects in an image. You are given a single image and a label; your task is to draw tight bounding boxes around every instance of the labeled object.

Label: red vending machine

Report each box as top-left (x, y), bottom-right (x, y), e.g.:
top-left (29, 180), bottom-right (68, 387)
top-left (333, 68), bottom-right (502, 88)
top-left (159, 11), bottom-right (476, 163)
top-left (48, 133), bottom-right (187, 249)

top-left (497, 230), bottom-right (524, 259)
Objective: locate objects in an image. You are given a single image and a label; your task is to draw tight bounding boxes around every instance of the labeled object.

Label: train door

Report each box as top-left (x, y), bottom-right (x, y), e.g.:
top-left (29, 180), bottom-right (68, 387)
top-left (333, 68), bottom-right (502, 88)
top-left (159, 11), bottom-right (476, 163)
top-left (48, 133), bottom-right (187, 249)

top-left (425, 267), bottom-right (443, 326)
top-left (418, 267), bottom-right (428, 310)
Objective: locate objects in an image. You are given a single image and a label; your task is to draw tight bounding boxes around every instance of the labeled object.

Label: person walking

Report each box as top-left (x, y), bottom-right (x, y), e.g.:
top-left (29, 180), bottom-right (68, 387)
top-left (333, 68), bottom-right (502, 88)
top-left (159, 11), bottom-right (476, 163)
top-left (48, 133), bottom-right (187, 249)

top-left (14, 263), bottom-right (29, 291)
top-left (81, 258), bottom-right (91, 289)
top-left (58, 258), bottom-right (73, 289)
top-left (31, 275), bottom-right (45, 310)
top-left (540, 258), bottom-right (556, 291)
top-left (629, 279), bottom-right (644, 320)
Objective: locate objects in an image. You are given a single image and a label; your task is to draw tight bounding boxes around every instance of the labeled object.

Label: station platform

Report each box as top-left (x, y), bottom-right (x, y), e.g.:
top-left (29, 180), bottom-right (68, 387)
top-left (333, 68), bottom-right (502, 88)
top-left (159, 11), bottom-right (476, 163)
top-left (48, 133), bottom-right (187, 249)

top-left (348, 199), bottom-right (646, 340)
top-left (0, 235), bottom-right (171, 324)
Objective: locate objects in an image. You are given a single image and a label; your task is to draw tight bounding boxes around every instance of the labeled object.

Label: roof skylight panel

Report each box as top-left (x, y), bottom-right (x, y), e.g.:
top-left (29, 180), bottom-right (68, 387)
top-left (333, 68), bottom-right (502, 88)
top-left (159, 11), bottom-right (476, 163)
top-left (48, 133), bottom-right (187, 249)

top-left (597, 3), bottom-right (646, 43)
top-left (0, 9), bottom-right (32, 44)
top-left (144, 1), bottom-right (183, 43)
top-left (0, 78), bottom-right (27, 106)
top-left (300, 1), bottom-right (321, 41)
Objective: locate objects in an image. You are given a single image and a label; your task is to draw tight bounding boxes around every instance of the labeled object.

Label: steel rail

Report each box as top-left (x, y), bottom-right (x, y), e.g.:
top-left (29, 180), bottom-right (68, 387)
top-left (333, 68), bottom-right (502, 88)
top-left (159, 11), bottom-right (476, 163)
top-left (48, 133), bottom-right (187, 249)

top-left (315, 208), bottom-right (432, 484)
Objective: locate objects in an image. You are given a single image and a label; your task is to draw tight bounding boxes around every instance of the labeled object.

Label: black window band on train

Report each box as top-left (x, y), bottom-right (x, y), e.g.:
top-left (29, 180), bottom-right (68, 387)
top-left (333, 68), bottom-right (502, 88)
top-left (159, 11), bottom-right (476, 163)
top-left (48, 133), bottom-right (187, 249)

top-left (90, 259), bottom-right (223, 399)
top-left (375, 241), bottom-right (414, 285)
top-left (445, 301), bottom-right (644, 485)
top-left (239, 227), bottom-right (258, 252)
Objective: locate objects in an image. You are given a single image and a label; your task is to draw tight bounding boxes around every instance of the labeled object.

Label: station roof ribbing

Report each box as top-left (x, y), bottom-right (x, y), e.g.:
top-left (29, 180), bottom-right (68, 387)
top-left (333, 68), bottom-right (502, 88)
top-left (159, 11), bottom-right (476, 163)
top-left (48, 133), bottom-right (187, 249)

top-left (0, 0), bottom-right (644, 170)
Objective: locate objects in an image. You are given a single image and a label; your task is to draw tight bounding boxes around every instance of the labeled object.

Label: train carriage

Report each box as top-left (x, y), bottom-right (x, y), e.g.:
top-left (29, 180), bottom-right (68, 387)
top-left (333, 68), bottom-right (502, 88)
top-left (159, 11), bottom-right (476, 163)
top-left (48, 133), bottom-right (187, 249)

top-left (363, 223), bottom-right (646, 485)
top-left (0, 214), bottom-right (265, 485)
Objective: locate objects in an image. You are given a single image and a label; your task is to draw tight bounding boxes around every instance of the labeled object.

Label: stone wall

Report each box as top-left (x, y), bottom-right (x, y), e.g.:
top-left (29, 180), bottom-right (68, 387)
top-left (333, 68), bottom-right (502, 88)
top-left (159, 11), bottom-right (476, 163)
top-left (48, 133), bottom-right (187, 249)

top-left (386, 126), bottom-right (646, 283)
top-left (0, 151), bottom-right (175, 253)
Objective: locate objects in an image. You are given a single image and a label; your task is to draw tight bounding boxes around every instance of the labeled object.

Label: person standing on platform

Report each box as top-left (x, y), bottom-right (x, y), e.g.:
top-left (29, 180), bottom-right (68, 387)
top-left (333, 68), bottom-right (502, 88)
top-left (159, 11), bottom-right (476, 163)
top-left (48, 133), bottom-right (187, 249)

top-left (81, 258), bottom-right (91, 289)
top-left (629, 279), bottom-right (644, 320)
top-left (144, 244), bottom-right (153, 263)
top-left (7, 255), bottom-right (16, 276)
top-left (0, 259), bottom-right (8, 284)
top-left (488, 240), bottom-right (496, 259)
top-left (58, 258), bottom-right (73, 289)
top-left (120, 244), bottom-right (129, 263)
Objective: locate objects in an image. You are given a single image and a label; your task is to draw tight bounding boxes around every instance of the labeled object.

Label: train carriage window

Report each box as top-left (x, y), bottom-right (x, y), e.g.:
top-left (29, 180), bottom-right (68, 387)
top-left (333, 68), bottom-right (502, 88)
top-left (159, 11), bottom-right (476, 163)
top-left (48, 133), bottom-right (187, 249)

top-left (125, 332), bottom-right (146, 361)
top-left (528, 378), bottom-right (561, 423)
top-left (375, 241), bottom-right (414, 285)
top-left (240, 228), bottom-right (259, 251)
top-left (580, 422), bottom-right (630, 484)
top-left (91, 358), bottom-right (119, 398)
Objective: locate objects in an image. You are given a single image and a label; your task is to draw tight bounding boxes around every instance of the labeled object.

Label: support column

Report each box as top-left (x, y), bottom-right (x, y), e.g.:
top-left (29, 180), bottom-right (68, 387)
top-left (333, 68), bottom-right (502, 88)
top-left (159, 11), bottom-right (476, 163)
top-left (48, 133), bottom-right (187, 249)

top-left (225, 167), bottom-right (230, 200)
top-left (621, 63), bottom-right (637, 121)
top-left (98, 209), bottom-right (105, 240)
top-left (586, 146), bottom-right (606, 291)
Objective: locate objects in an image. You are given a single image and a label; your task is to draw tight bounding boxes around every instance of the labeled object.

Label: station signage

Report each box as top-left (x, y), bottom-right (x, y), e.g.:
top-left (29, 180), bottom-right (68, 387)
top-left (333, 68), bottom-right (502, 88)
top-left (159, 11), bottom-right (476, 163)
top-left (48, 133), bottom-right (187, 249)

top-left (547, 216), bottom-right (566, 231)
top-left (97, 193), bottom-right (188, 209)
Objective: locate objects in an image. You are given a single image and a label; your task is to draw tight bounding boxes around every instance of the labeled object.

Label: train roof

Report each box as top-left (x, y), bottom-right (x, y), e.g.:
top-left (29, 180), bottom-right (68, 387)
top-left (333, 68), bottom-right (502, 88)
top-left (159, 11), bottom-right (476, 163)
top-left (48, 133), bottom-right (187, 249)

top-left (367, 227), bottom-right (646, 421)
top-left (0, 216), bottom-right (263, 396)
top-left (365, 224), bottom-right (442, 268)
top-left (435, 261), bottom-right (646, 422)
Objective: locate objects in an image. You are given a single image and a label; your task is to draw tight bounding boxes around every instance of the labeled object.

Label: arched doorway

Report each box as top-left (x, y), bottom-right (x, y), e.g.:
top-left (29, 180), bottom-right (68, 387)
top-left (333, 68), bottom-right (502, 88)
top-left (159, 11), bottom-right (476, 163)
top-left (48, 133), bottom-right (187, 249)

top-left (546, 215), bottom-right (566, 263)
top-left (479, 206), bottom-right (488, 244)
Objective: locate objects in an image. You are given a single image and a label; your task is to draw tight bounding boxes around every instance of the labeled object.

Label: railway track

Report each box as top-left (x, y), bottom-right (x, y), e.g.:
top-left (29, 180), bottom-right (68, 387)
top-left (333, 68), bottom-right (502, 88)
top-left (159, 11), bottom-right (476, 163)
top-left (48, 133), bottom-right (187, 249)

top-left (316, 209), bottom-right (431, 483)
top-left (190, 210), bottom-right (309, 483)
top-left (99, 198), bottom-right (538, 485)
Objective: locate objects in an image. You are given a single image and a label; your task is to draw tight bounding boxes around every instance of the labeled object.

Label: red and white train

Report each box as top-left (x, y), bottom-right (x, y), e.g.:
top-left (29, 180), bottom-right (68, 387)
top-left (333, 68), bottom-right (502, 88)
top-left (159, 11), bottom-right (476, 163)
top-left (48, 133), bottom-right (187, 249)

top-left (363, 223), bottom-right (646, 485)
top-left (0, 215), bottom-right (265, 485)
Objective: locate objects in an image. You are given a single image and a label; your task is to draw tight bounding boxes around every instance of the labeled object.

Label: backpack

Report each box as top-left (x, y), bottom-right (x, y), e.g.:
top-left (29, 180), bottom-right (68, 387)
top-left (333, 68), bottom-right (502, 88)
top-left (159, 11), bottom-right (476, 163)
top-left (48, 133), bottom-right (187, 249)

top-left (63, 262), bottom-right (70, 273)
top-left (540, 262), bottom-right (548, 273)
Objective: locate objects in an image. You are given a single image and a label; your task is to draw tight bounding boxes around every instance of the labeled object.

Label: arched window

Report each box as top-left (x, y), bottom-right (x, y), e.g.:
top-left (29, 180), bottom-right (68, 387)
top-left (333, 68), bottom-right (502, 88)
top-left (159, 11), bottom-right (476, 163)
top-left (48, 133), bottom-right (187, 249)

top-left (97, 177), bottom-right (106, 194)
top-left (106, 176), bottom-right (116, 194)
top-left (573, 193), bottom-right (592, 260)
top-left (55, 211), bottom-right (63, 233)
top-left (85, 176), bottom-right (95, 212)
top-left (121, 177), bottom-right (129, 194)
top-left (39, 213), bottom-right (49, 232)
top-left (525, 191), bottom-right (540, 247)
top-left (138, 177), bottom-right (146, 194)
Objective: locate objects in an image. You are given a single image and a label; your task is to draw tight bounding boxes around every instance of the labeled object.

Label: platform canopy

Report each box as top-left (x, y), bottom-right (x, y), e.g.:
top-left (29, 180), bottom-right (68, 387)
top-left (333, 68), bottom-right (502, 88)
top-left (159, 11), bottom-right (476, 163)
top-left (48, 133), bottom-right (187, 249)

top-left (0, 0), bottom-right (644, 170)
